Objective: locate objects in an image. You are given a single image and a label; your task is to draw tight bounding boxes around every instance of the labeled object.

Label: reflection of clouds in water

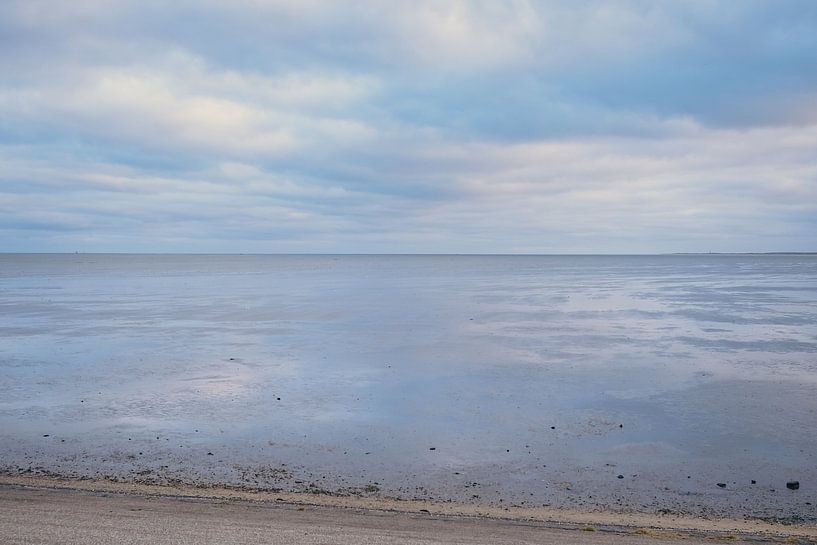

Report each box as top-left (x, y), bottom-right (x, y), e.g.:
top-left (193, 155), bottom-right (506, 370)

top-left (173, 349), bottom-right (381, 424)
top-left (559, 291), bottom-right (670, 314)
top-left (605, 441), bottom-right (686, 459)
top-left (183, 370), bottom-right (259, 399)
top-left (604, 387), bottom-right (671, 400)
top-left (308, 407), bottom-right (358, 423)
top-left (180, 355), bottom-right (299, 400)
top-left (283, 370), bottom-right (378, 423)
top-left (1, 255), bottom-right (816, 517)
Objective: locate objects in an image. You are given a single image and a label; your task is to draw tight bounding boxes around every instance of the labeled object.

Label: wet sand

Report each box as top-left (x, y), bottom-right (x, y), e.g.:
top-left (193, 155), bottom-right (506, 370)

top-left (2, 255), bottom-right (816, 522)
top-left (2, 476), bottom-right (815, 544)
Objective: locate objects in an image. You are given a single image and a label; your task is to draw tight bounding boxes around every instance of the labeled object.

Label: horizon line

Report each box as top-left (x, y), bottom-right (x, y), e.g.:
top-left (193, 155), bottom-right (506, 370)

top-left (2, 252), bottom-right (816, 257)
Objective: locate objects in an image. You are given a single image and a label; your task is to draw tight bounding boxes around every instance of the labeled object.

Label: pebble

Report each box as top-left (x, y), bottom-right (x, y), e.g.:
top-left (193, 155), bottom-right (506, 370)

top-left (717, 483), bottom-right (727, 488)
top-left (786, 481), bottom-right (800, 490)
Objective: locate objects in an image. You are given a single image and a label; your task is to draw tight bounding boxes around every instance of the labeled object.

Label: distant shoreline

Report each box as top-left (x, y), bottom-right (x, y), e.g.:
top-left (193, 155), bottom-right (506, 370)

top-left (670, 252), bottom-right (817, 256)
top-left (0, 252), bottom-right (816, 256)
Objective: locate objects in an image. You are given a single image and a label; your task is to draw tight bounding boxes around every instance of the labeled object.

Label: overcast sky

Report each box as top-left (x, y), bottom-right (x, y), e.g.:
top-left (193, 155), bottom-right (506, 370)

top-left (1, 1), bottom-right (816, 253)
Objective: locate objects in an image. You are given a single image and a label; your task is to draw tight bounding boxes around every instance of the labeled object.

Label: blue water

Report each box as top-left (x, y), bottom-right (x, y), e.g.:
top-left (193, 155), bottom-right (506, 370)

top-left (1, 254), bottom-right (815, 517)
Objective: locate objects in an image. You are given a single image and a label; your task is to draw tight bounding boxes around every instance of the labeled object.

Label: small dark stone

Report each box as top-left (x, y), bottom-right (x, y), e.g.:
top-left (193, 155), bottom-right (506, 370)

top-left (786, 481), bottom-right (800, 490)
top-left (429, 447), bottom-right (436, 451)
top-left (42, 434), bottom-right (49, 437)
top-left (751, 480), bottom-right (756, 484)
top-left (207, 452), bottom-right (213, 456)
top-left (617, 475), bottom-right (624, 479)
top-left (717, 483), bottom-right (727, 488)
top-left (619, 424), bottom-right (623, 428)
top-left (550, 426), bottom-right (555, 430)
top-left (277, 397), bottom-right (281, 401)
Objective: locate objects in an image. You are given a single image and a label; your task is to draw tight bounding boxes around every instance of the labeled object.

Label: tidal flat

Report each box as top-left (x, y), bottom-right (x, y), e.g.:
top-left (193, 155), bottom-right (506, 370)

top-left (0, 254), bottom-right (815, 521)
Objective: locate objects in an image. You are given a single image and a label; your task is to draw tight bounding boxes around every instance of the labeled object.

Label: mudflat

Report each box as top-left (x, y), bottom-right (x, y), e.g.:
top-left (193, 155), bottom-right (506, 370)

top-left (2, 255), bottom-right (816, 521)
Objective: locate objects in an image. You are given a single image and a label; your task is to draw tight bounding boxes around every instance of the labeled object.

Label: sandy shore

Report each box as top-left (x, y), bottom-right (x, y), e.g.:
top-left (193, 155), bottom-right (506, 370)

top-left (3, 256), bottom-right (816, 526)
top-left (1, 475), bottom-right (815, 542)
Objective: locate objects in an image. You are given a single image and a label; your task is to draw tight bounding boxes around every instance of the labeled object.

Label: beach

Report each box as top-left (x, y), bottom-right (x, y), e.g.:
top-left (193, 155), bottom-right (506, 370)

top-left (2, 477), bottom-right (816, 544)
top-left (1, 254), bottom-right (816, 531)
top-left (5, 0), bottom-right (817, 540)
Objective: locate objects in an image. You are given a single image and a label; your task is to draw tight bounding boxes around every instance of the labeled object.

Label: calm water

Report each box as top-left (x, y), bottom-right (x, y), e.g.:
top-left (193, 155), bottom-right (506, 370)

top-left (1, 254), bottom-right (815, 518)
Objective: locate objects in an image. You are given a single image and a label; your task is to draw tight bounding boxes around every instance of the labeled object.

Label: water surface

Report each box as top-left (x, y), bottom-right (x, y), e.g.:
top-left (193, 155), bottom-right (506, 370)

top-left (1, 254), bottom-right (815, 518)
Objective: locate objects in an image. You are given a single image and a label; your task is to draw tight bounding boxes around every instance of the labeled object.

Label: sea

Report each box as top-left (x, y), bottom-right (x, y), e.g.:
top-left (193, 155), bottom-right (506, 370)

top-left (1, 254), bottom-right (815, 518)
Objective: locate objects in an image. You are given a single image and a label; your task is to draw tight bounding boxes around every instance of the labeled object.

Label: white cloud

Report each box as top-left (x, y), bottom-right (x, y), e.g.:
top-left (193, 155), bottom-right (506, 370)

top-left (0, 53), bottom-right (382, 159)
top-left (1, 0), bottom-right (816, 252)
top-left (3, 112), bottom-right (815, 252)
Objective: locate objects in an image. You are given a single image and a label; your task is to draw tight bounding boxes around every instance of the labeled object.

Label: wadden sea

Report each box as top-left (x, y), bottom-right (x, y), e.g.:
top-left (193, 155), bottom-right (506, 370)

top-left (0, 254), bottom-right (815, 520)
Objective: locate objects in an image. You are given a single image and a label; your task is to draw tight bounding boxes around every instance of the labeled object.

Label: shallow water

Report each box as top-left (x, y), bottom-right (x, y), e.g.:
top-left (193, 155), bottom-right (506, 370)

top-left (1, 254), bottom-right (815, 518)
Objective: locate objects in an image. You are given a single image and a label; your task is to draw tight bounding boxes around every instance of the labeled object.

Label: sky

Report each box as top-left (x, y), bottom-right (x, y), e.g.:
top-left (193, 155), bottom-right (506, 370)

top-left (1, 1), bottom-right (816, 254)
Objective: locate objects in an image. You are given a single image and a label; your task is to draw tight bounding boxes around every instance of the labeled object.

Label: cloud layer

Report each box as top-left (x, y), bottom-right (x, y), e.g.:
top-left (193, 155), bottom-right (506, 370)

top-left (1, 1), bottom-right (816, 252)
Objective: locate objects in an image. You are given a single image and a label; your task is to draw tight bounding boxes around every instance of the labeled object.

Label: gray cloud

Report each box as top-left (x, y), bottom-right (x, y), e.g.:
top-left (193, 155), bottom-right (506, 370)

top-left (1, 1), bottom-right (816, 253)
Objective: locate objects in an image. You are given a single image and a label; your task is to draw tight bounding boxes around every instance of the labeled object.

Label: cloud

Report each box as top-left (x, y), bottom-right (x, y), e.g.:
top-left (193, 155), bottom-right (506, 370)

top-left (0, 51), bottom-right (378, 159)
top-left (0, 1), bottom-right (816, 252)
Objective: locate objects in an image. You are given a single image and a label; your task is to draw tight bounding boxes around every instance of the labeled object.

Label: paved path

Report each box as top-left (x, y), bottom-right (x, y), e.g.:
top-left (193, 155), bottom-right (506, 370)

top-left (0, 485), bottom-right (765, 545)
